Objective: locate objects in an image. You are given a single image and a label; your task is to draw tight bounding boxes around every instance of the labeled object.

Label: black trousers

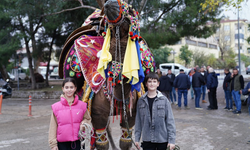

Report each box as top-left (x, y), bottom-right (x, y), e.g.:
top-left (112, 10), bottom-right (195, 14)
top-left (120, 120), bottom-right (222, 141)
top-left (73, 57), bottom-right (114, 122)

top-left (142, 141), bottom-right (168, 150)
top-left (208, 88), bottom-right (218, 109)
top-left (58, 140), bottom-right (82, 150)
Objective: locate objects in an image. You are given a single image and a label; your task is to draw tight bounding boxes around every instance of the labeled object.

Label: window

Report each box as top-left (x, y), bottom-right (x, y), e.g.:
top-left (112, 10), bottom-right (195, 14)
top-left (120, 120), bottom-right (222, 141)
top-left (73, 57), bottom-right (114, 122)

top-left (161, 65), bottom-right (172, 70)
top-left (209, 44), bottom-right (217, 49)
top-left (235, 34), bottom-right (244, 39)
top-left (186, 39), bottom-right (197, 46)
top-left (174, 66), bottom-right (179, 69)
top-left (247, 48), bottom-right (250, 53)
top-left (224, 36), bottom-right (230, 41)
top-left (198, 42), bottom-right (207, 48)
top-left (224, 25), bottom-right (230, 31)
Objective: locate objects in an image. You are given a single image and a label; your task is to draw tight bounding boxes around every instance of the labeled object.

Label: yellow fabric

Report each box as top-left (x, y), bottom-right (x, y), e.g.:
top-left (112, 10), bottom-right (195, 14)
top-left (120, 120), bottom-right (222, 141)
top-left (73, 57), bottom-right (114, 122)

top-left (97, 28), bottom-right (112, 78)
top-left (122, 35), bottom-right (139, 85)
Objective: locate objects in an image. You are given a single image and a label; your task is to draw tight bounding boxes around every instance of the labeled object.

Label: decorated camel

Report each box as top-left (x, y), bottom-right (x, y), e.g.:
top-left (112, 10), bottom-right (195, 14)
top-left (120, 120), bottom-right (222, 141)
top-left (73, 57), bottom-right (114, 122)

top-left (58, 0), bottom-right (155, 149)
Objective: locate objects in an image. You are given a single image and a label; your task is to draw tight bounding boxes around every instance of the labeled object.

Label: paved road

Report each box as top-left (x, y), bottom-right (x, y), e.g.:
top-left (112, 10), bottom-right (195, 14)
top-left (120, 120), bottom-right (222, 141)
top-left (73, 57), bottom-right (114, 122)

top-left (0, 79), bottom-right (250, 150)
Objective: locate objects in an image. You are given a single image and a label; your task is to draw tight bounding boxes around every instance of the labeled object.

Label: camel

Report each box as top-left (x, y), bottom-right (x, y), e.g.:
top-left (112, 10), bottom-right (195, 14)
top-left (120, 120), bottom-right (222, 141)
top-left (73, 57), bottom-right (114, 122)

top-left (58, 0), bottom-right (155, 149)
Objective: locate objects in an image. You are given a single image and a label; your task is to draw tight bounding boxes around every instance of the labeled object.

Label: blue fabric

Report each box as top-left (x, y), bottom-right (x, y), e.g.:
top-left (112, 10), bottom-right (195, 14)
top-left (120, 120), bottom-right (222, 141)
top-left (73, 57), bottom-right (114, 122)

top-left (174, 73), bottom-right (190, 89)
top-left (170, 87), bottom-right (176, 102)
top-left (201, 85), bottom-right (206, 100)
top-left (178, 89), bottom-right (188, 107)
top-left (194, 87), bottom-right (201, 108)
top-left (130, 39), bottom-right (145, 92)
top-left (232, 90), bottom-right (241, 111)
top-left (207, 72), bottom-right (218, 89)
top-left (224, 90), bottom-right (232, 109)
top-left (190, 85), bottom-right (194, 99)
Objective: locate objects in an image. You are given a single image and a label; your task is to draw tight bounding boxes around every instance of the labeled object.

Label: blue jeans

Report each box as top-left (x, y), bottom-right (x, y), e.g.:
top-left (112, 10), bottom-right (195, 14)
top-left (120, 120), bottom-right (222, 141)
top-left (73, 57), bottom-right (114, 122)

top-left (170, 87), bottom-right (176, 102)
top-left (201, 85), bottom-right (206, 100)
top-left (194, 87), bottom-right (201, 108)
top-left (224, 90), bottom-right (232, 109)
top-left (190, 85), bottom-right (194, 99)
top-left (232, 90), bottom-right (241, 111)
top-left (178, 89), bottom-right (188, 107)
top-left (248, 105), bottom-right (250, 115)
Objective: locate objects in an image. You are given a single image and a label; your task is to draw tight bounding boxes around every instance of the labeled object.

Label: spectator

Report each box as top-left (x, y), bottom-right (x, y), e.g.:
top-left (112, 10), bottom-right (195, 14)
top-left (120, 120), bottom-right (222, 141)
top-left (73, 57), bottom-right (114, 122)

top-left (230, 68), bottom-right (244, 114)
top-left (188, 69), bottom-right (195, 100)
top-left (207, 67), bottom-right (218, 110)
top-left (167, 69), bottom-right (177, 105)
top-left (200, 67), bottom-right (207, 103)
top-left (158, 72), bottom-right (172, 100)
top-left (156, 68), bottom-right (162, 78)
top-left (223, 68), bottom-right (233, 111)
top-left (192, 67), bottom-right (205, 110)
top-left (241, 81), bottom-right (250, 115)
top-left (174, 69), bottom-right (190, 109)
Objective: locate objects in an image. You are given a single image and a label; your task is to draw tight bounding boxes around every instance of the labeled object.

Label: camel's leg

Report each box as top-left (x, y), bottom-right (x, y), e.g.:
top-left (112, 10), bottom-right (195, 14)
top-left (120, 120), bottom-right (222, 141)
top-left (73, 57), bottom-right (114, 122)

top-left (119, 92), bottom-right (137, 150)
top-left (91, 89), bottom-right (118, 150)
top-left (107, 124), bottom-right (119, 150)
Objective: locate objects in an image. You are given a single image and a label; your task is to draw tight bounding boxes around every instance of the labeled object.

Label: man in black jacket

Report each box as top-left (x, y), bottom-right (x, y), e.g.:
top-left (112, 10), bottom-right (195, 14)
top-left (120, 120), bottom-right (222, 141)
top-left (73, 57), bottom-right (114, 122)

top-left (192, 67), bottom-right (205, 110)
top-left (223, 68), bottom-right (233, 111)
top-left (167, 69), bottom-right (177, 104)
top-left (200, 67), bottom-right (207, 103)
top-left (174, 69), bottom-right (190, 109)
top-left (158, 72), bottom-right (172, 100)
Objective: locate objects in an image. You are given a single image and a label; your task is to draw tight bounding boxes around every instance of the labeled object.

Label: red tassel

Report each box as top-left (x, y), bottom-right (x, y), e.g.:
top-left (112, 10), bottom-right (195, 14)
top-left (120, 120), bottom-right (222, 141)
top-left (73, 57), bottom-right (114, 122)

top-left (108, 77), bottom-right (113, 81)
top-left (140, 48), bottom-right (143, 51)
top-left (117, 80), bottom-right (121, 84)
top-left (103, 32), bottom-right (106, 35)
top-left (112, 83), bottom-right (116, 86)
top-left (108, 71), bottom-right (113, 74)
top-left (129, 32), bottom-right (133, 36)
top-left (136, 11), bottom-right (139, 15)
top-left (134, 35), bottom-right (138, 38)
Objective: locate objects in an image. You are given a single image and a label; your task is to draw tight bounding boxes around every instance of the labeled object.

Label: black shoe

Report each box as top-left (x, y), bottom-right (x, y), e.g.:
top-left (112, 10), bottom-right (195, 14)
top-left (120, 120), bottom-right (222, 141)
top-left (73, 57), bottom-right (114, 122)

top-left (207, 107), bottom-right (214, 110)
top-left (233, 111), bottom-right (241, 114)
top-left (224, 107), bottom-right (228, 110)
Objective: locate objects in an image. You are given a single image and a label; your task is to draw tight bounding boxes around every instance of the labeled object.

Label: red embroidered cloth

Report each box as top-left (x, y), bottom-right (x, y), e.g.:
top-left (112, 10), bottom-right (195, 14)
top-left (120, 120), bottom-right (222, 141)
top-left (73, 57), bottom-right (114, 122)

top-left (74, 35), bottom-right (104, 93)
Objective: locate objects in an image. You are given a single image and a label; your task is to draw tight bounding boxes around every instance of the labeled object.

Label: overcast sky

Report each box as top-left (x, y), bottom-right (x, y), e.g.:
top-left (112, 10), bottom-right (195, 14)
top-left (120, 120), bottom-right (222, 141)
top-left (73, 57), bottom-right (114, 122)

top-left (220, 0), bottom-right (250, 21)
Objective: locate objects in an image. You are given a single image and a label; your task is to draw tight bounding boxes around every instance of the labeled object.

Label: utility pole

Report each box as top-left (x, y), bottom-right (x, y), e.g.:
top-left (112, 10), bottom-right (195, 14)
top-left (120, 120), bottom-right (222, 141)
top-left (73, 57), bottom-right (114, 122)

top-left (237, 5), bottom-right (241, 74)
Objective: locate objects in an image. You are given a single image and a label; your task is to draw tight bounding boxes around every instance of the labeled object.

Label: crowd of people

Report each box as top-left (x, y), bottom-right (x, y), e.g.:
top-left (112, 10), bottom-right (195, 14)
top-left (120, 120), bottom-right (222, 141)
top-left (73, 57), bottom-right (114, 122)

top-left (157, 65), bottom-right (250, 115)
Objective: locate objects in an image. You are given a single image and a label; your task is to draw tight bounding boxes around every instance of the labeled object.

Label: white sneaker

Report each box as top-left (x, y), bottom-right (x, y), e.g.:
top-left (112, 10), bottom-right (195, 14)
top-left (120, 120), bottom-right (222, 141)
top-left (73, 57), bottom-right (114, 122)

top-left (175, 102), bottom-right (178, 105)
top-left (195, 107), bottom-right (203, 110)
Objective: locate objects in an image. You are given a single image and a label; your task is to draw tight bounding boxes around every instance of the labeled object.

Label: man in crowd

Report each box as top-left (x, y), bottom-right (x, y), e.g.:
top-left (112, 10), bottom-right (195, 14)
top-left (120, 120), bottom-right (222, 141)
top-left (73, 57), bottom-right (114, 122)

top-left (188, 69), bottom-right (195, 100)
top-left (200, 67), bottom-right (207, 103)
top-left (207, 67), bottom-right (218, 110)
top-left (174, 69), bottom-right (190, 109)
top-left (158, 72), bottom-right (172, 100)
top-left (223, 68), bottom-right (233, 111)
top-left (167, 69), bottom-right (177, 105)
top-left (192, 67), bottom-right (205, 110)
top-left (230, 68), bottom-right (244, 114)
top-left (156, 68), bottom-right (162, 78)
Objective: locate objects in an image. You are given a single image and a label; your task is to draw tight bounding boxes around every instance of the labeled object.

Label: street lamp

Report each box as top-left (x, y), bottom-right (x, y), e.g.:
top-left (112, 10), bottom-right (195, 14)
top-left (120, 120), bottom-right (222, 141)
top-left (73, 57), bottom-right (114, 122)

top-left (237, 5), bottom-right (241, 74)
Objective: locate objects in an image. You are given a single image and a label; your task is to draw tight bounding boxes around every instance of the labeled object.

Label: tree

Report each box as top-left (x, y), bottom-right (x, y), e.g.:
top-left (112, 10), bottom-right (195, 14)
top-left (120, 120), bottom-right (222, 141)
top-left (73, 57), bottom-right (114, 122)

top-left (179, 45), bottom-right (193, 67)
top-left (200, 0), bottom-right (244, 12)
top-left (240, 54), bottom-right (250, 67)
top-left (224, 49), bottom-right (237, 69)
top-left (215, 23), bottom-right (234, 60)
top-left (192, 50), bottom-right (209, 67)
top-left (132, 0), bottom-right (222, 49)
top-left (151, 47), bottom-right (172, 68)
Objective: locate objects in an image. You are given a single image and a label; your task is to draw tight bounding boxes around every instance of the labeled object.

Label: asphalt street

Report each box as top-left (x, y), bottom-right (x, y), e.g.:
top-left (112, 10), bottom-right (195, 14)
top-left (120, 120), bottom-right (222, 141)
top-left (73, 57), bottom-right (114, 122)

top-left (0, 74), bottom-right (250, 150)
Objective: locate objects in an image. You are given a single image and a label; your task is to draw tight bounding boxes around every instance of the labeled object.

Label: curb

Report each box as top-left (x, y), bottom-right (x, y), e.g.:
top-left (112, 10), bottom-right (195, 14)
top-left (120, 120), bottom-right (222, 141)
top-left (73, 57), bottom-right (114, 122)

top-left (11, 90), bottom-right (62, 99)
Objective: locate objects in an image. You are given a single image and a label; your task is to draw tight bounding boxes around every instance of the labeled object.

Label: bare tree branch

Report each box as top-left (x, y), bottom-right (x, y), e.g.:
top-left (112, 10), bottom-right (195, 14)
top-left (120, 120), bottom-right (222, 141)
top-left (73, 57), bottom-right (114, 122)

top-left (139, 0), bottom-right (148, 14)
top-left (41, 5), bottom-right (97, 17)
top-left (78, 0), bottom-right (84, 6)
top-left (124, 0), bottom-right (129, 3)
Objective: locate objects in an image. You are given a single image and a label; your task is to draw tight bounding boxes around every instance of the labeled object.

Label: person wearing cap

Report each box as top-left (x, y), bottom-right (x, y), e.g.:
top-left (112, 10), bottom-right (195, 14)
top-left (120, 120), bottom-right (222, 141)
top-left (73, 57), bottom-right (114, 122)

top-left (174, 69), bottom-right (190, 109)
top-left (192, 67), bottom-right (205, 110)
top-left (207, 67), bottom-right (218, 110)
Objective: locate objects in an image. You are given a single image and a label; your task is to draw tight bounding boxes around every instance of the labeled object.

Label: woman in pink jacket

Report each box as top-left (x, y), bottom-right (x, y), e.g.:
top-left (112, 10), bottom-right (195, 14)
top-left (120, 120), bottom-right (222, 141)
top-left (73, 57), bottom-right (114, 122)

top-left (48, 77), bottom-right (91, 150)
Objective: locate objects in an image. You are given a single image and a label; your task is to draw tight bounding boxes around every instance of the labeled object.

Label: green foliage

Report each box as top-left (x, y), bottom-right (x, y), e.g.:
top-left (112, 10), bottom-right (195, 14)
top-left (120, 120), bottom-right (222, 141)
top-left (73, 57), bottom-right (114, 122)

top-left (200, 0), bottom-right (244, 12)
top-left (151, 47), bottom-right (172, 67)
top-left (240, 54), bottom-right (250, 67)
top-left (179, 45), bottom-right (193, 67)
top-left (193, 50), bottom-right (209, 67)
top-left (224, 49), bottom-right (237, 69)
top-left (134, 0), bottom-right (222, 49)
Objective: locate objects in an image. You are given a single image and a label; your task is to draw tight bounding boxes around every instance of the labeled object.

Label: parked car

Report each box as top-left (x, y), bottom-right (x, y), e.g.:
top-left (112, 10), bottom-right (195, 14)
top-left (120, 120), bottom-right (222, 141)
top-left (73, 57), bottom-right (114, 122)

top-left (8, 72), bottom-right (15, 81)
top-left (159, 63), bottom-right (191, 75)
top-left (246, 66), bottom-right (250, 74)
top-left (50, 67), bottom-right (60, 79)
top-left (10, 68), bottom-right (27, 80)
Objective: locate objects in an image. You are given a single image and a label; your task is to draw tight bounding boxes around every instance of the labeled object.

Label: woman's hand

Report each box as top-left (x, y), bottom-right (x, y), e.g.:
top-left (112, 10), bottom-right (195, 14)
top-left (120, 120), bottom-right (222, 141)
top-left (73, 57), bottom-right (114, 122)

top-left (135, 142), bottom-right (140, 149)
top-left (51, 146), bottom-right (58, 150)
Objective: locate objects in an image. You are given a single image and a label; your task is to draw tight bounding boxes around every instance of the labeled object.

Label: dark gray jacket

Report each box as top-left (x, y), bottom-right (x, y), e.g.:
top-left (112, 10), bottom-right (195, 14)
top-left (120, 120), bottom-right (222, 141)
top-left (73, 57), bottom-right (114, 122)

top-left (134, 91), bottom-right (176, 144)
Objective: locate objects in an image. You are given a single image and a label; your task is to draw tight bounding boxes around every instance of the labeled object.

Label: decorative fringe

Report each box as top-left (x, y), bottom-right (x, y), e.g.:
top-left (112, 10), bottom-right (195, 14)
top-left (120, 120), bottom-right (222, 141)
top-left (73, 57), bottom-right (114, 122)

top-left (137, 82), bottom-right (145, 99)
top-left (81, 80), bottom-right (87, 101)
top-left (83, 87), bottom-right (92, 103)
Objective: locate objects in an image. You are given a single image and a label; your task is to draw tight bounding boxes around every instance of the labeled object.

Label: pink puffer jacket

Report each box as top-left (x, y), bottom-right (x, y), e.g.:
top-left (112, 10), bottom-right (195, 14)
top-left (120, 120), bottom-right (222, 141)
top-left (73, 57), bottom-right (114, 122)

top-left (52, 95), bottom-right (87, 142)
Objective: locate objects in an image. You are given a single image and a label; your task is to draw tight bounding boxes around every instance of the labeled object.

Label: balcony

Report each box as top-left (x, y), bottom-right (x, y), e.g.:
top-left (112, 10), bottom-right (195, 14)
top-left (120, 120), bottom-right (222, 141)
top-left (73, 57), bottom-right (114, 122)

top-left (235, 39), bottom-right (244, 44)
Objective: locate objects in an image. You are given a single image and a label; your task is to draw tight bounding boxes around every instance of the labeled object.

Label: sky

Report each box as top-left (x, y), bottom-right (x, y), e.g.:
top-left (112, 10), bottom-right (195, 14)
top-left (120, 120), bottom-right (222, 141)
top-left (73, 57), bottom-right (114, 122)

top-left (220, 0), bottom-right (250, 21)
